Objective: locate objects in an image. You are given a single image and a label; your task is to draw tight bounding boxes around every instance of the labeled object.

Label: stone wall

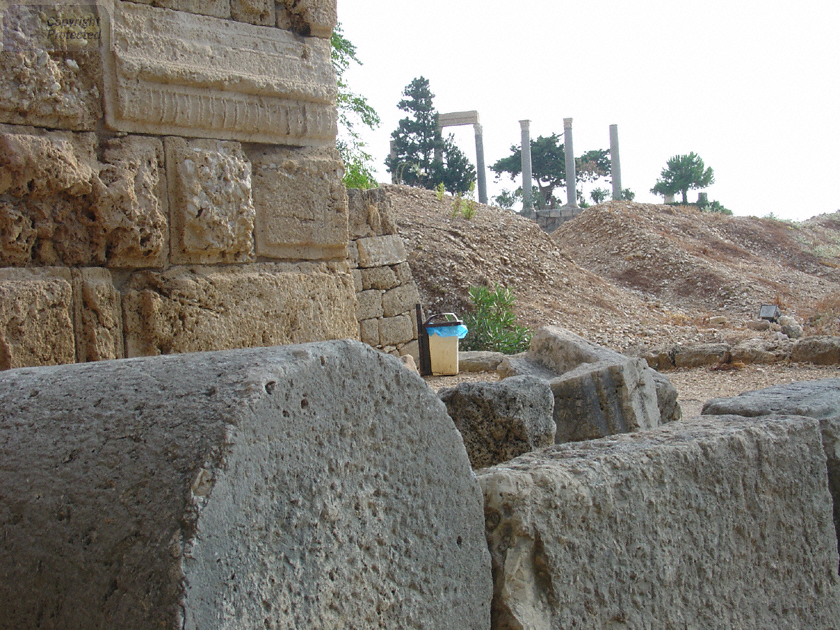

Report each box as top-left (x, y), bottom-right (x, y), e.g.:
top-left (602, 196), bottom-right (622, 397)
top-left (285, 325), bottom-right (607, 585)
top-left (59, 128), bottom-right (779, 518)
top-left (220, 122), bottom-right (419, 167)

top-left (0, 0), bottom-right (360, 369)
top-left (534, 205), bottom-right (583, 233)
top-left (348, 188), bottom-right (420, 360)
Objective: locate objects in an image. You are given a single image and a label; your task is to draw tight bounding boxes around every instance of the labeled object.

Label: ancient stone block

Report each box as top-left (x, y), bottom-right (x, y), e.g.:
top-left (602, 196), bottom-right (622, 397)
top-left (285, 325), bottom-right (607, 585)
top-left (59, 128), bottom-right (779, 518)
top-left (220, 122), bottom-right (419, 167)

top-left (103, 2), bottom-right (336, 145)
top-left (250, 146), bottom-right (347, 260)
top-left (0, 5), bottom-right (103, 130)
top-left (393, 261), bottom-right (414, 283)
top-left (360, 266), bottom-right (398, 291)
top-left (358, 318), bottom-right (379, 346)
top-left (128, 0), bottom-right (230, 18)
top-left (399, 339), bottom-right (419, 361)
top-left (459, 351), bottom-right (506, 373)
top-left (792, 336), bottom-right (840, 365)
top-left (165, 137), bottom-right (255, 265)
top-left (355, 289), bottom-right (383, 321)
top-left (673, 342), bottom-right (730, 368)
top-left (97, 135), bottom-right (168, 268)
top-left (730, 338), bottom-right (791, 364)
top-left (379, 313), bottom-right (413, 347)
top-left (347, 187), bottom-right (396, 239)
top-left (382, 282), bottom-right (421, 318)
top-left (231, 0), bottom-right (275, 25)
top-left (346, 240), bottom-right (359, 267)
top-left (479, 415), bottom-right (840, 629)
top-left (439, 376), bottom-right (555, 469)
top-left (122, 262), bottom-right (357, 357)
top-left (650, 369), bottom-right (681, 423)
top-left (71, 268), bottom-right (124, 362)
top-left (0, 267), bottom-right (75, 369)
top-left (356, 234), bottom-right (407, 267)
top-left (351, 268), bottom-right (362, 293)
top-left (276, 0), bottom-right (336, 38)
top-left (0, 341), bottom-right (492, 629)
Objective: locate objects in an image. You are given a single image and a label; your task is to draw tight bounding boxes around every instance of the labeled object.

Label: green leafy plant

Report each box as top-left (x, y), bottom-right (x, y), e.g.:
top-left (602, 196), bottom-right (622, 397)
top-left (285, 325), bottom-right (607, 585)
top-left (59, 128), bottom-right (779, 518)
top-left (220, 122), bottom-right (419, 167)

top-left (621, 188), bottom-right (635, 201)
top-left (435, 182), bottom-right (446, 201)
top-left (590, 187), bottom-right (609, 204)
top-left (462, 284), bottom-right (531, 354)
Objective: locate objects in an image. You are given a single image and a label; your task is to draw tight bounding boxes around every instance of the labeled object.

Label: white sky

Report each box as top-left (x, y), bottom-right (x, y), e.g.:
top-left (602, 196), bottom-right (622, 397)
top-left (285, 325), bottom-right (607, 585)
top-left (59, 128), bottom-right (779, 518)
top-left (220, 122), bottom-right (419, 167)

top-left (337, 0), bottom-right (840, 221)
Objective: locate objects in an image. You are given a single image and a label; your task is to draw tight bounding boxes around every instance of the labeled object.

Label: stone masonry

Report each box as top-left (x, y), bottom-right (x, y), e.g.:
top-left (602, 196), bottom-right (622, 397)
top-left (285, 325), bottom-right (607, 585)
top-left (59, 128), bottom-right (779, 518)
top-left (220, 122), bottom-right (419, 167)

top-left (347, 187), bottom-right (420, 360)
top-left (0, 0), bottom-right (360, 369)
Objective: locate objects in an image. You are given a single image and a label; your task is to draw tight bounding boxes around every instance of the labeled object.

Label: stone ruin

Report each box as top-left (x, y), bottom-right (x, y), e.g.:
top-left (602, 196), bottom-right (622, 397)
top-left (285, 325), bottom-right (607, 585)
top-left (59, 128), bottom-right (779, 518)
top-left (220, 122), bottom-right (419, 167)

top-left (0, 0), bottom-right (419, 369)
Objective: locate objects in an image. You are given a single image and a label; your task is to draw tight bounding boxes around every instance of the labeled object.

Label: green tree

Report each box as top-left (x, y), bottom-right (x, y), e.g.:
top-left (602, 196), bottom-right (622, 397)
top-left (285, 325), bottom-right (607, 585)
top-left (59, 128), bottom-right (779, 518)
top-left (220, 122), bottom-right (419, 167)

top-left (650, 152), bottom-right (715, 204)
top-left (385, 77), bottom-right (476, 194)
top-left (621, 188), bottom-right (635, 201)
top-left (491, 135), bottom-right (610, 209)
top-left (331, 24), bottom-right (380, 189)
top-left (590, 187), bottom-right (609, 204)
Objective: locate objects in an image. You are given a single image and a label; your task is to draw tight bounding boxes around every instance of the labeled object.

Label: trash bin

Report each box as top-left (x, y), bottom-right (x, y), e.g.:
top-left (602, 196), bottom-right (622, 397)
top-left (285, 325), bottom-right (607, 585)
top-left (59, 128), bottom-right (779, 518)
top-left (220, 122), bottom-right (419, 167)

top-left (424, 313), bottom-right (468, 376)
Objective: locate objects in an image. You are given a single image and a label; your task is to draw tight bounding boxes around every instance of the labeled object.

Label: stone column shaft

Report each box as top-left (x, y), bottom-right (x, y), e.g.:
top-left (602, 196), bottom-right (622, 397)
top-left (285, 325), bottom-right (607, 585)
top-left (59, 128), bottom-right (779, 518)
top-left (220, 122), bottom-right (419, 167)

top-left (564, 118), bottom-right (577, 207)
top-left (389, 140), bottom-right (398, 184)
top-left (474, 123), bottom-right (487, 204)
top-left (519, 120), bottom-right (532, 214)
top-left (609, 124), bottom-right (622, 200)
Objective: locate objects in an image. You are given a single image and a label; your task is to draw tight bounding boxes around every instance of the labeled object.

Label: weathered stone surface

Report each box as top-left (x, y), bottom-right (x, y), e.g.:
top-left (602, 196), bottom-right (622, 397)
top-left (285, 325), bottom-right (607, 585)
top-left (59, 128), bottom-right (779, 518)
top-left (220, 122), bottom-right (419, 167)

top-left (276, 0), bottom-right (337, 38)
top-left (746, 319), bottom-right (771, 331)
top-left (98, 135), bottom-right (168, 268)
top-left (251, 145), bottom-right (347, 260)
top-left (71, 267), bottom-right (124, 362)
top-left (779, 315), bottom-right (803, 339)
top-left (360, 266), bottom-right (398, 291)
top-left (103, 2), bottom-right (336, 145)
top-left (459, 350), bottom-right (506, 373)
top-left (479, 415), bottom-right (840, 630)
top-left (439, 376), bottom-right (555, 469)
top-left (399, 339), bottom-right (420, 362)
top-left (0, 267), bottom-right (75, 369)
top-left (350, 268), bottom-right (363, 292)
top-left (501, 328), bottom-right (662, 443)
top-left (673, 342), bottom-right (730, 368)
top-left (379, 313), bottom-right (413, 347)
top-left (730, 337), bottom-right (792, 364)
top-left (128, 0), bottom-right (230, 18)
top-left (0, 341), bottom-right (492, 629)
top-left (650, 369), bottom-right (681, 423)
top-left (356, 234), bottom-right (407, 268)
top-left (355, 289), bottom-right (383, 320)
top-left (358, 318), bottom-right (379, 346)
top-left (792, 336), bottom-right (840, 365)
top-left (393, 261), bottom-right (414, 284)
top-left (230, 0), bottom-right (274, 25)
top-left (382, 282), bottom-right (420, 318)
top-left (122, 262), bottom-right (357, 357)
top-left (0, 5), bottom-right (103, 130)
top-left (347, 187), bottom-right (397, 239)
top-left (165, 137), bottom-right (255, 265)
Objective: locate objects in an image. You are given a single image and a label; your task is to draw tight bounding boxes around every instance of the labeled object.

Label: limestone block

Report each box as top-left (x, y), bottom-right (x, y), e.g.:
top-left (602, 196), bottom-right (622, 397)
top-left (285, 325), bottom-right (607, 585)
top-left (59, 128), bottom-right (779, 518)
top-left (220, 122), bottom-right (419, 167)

top-left (459, 351), bottom-right (506, 373)
top-left (0, 5), bottom-right (103, 130)
top-left (103, 2), bottom-right (336, 145)
top-left (0, 267), bottom-right (75, 369)
top-left (71, 268), bottom-right (124, 362)
top-left (382, 282), bottom-right (420, 318)
top-left (650, 369), bottom-right (681, 423)
top-left (393, 261), bottom-right (414, 283)
top-left (779, 315), bottom-right (803, 339)
top-left (122, 262), bottom-right (358, 357)
top-left (673, 342), bottom-right (730, 368)
top-left (439, 376), bottom-right (555, 469)
top-left (351, 268), bottom-right (363, 293)
top-left (792, 336), bottom-right (840, 365)
top-left (97, 135), bottom-right (169, 268)
top-left (355, 289), bottom-right (383, 320)
top-left (347, 240), bottom-right (359, 267)
top-left (128, 0), bottom-right (230, 18)
top-left (276, 0), bottom-right (336, 38)
top-left (358, 318), bottom-right (379, 346)
top-left (165, 137), bottom-right (255, 265)
top-left (360, 266), bottom-right (398, 291)
top-left (230, 0), bottom-right (274, 24)
top-left (251, 146), bottom-right (347, 260)
top-left (379, 313), bottom-right (413, 347)
top-left (347, 187), bottom-right (397, 239)
top-left (479, 415), bottom-right (840, 629)
top-left (730, 338), bottom-right (791, 364)
top-left (357, 234), bottom-right (407, 267)
top-left (399, 339), bottom-right (420, 361)
top-left (0, 341), bottom-right (492, 629)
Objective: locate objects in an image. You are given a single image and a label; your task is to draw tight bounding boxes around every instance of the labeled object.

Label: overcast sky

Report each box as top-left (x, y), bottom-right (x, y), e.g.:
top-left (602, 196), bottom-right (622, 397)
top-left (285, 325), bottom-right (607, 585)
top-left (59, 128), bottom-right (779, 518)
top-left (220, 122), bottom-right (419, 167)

top-left (337, 0), bottom-right (839, 221)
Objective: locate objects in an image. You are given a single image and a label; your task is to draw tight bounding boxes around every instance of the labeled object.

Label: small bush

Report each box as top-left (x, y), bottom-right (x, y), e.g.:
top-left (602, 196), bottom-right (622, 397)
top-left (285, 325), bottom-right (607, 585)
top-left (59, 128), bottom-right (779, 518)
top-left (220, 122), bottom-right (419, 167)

top-left (462, 284), bottom-right (531, 354)
top-left (435, 182), bottom-right (446, 201)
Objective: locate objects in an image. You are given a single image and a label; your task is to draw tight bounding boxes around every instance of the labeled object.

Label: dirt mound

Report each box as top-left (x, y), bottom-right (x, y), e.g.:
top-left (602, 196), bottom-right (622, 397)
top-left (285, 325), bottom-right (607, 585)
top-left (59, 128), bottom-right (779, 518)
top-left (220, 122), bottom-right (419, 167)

top-left (387, 185), bottom-right (840, 352)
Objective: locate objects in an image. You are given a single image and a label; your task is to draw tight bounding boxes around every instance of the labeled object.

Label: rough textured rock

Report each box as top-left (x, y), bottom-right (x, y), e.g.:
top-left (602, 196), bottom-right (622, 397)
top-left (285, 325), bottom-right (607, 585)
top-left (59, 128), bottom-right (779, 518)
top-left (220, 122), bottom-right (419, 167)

top-left (0, 5), bottom-right (103, 130)
top-left (251, 145), bottom-right (347, 260)
top-left (231, 0), bottom-right (275, 25)
top-left (360, 266), bottom-right (399, 290)
top-left (378, 313), bottom-right (414, 347)
top-left (357, 234), bottom-right (408, 268)
top-left (459, 351), bottom-right (506, 372)
top-left (792, 336), bottom-right (840, 365)
top-left (438, 376), bottom-right (555, 469)
top-left (347, 187), bottom-right (397, 239)
top-left (103, 2), bottom-right (337, 145)
top-left (731, 337), bottom-right (792, 364)
top-left (71, 267), bottom-right (124, 362)
top-left (673, 342), bottom-right (730, 368)
top-left (500, 327), bottom-right (663, 443)
top-left (128, 0), bottom-right (230, 18)
top-left (122, 263), bottom-right (358, 357)
top-left (0, 267), bottom-right (75, 369)
top-left (276, 0), bottom-right (337, 38)
top-left (479, 415), bottom-right (840, 630)
top-left (0, 341), bottom-right (492, 629)
top-left (382, 283), bottom-right (420, 318)
top-left (165, 137), bottom-right (255, 264)
top-left (650, 369), bottom-right (681, 423)
top-left (779, 315), bottom-right (803, 339)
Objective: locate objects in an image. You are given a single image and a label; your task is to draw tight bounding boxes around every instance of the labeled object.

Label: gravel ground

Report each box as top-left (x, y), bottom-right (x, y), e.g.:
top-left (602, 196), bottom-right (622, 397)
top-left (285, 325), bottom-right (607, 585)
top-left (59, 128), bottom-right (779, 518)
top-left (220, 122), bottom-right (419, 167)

top-left (424, 363), bottom-right (840, 421)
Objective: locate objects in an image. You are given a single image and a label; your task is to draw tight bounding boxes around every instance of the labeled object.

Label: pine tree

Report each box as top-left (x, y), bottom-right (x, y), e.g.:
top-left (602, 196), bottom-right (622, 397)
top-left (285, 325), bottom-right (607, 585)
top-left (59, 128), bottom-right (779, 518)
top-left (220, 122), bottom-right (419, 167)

top-left (385, 77), bottom-right (476, 195)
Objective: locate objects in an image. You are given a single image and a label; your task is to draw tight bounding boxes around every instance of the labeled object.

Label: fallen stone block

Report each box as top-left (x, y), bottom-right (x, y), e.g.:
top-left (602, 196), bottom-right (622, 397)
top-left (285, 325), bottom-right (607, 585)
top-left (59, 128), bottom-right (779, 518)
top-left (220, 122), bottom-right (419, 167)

top-left (459, 351), bottom-right (506, 373)
top-left (479, 415), bottom-right (840, 629)
top-left (438, 375), bottom-right (555, 469)
top-left (730, 338), bottom-right (792, 364)
top-left (673, 342), bottom-right (730, 368)
top-left (0, 341), bottom-right (492, 629)
top-left (650, 369), bottom-right (681, 423)
top-left (792, 336), bottom-right (840, 365)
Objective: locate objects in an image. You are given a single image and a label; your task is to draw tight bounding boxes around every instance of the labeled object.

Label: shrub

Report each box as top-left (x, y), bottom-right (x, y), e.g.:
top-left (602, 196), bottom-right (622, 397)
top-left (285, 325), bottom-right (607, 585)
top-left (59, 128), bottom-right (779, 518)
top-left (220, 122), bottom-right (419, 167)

top-left (462, 284), bottom-right (531, 354)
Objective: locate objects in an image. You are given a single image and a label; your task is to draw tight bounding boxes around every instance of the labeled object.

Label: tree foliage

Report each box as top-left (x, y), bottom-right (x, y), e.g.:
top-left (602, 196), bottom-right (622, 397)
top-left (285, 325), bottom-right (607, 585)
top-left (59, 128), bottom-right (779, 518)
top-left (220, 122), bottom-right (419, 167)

top-left (331, 24), bottom-right (380, 189)
top-left (385, 77), bottom-right (476, 195)
top-left (490, 135), bottom-right (610, 209)
top-left (650, 152), bottom-right (715, 204)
